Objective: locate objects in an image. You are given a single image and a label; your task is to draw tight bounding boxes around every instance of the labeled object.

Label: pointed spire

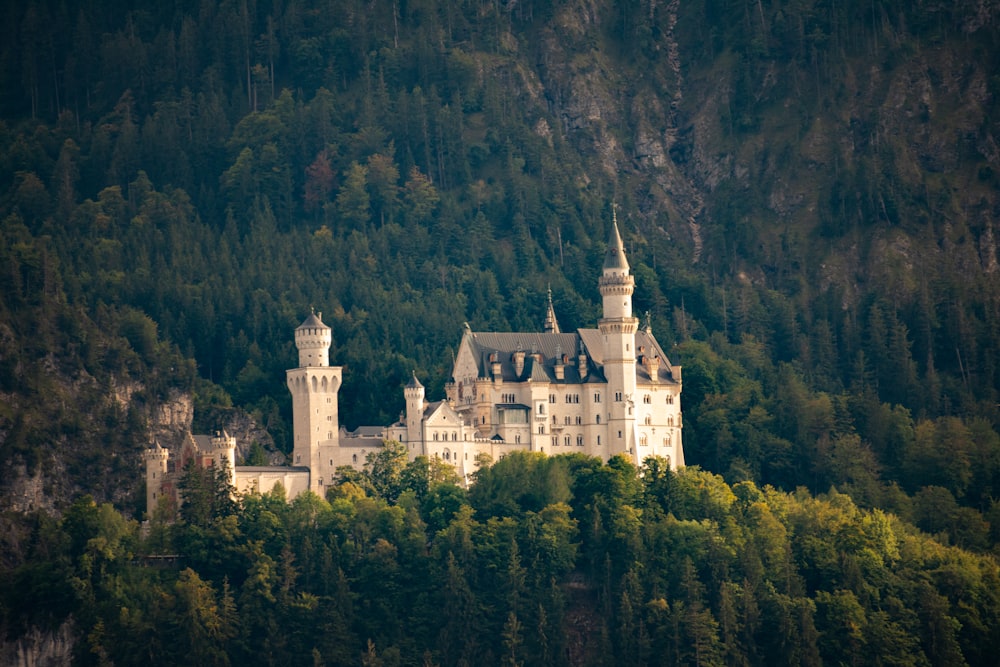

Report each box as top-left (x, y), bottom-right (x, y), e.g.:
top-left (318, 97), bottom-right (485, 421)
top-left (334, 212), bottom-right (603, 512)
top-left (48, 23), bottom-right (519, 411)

top-left (405, 371), bottom-right (424, 389)
top-left (604, 207), bottom-right (629, 272)
top-left (543, 285), bottom-right (561, 333)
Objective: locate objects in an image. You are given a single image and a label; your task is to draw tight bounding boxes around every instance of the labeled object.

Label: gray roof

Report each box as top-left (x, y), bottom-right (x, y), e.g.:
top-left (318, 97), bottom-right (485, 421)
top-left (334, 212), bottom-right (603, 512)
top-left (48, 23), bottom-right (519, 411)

top-left (297, 311), bottom-right (328, 329)
top-left (464, 331), bottom-right (602, 383)
top-left (603, 222), bottom-right (629, 271)
top-left (405, 372), bottom-right (424, 389)
top-left (464, 327), bottom-right (678, 386)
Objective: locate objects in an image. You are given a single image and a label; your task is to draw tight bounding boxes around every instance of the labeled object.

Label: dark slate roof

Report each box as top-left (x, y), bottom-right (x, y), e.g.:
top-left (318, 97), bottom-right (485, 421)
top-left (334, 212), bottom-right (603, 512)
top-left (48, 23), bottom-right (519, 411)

top-left (236, 466), bottom-right (310, 473)
top-left (464, 332), bottom-right (598, 383)
top-left (603, 222), bottom-right (629, 271)
top-left (405, 372), bottom-right (424, 389)
top-left (464, 327), bottom-right (677, 386)
top-left (297, 311), bottom-right (328, 329)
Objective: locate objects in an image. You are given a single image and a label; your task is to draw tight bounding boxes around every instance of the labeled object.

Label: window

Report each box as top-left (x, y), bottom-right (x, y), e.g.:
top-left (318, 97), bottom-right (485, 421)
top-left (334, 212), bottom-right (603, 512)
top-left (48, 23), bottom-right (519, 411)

top-left (640, 435), bottom-right (648, 446)
top-left (552, 436), bottom-right (558, 446)
top-left (549, 394), bottom-right (556, 403)
top-left (618, 431), bottom-right (622, 438)
top-left (576, 435), bottom-right (583, 446)
top-left (434, 433), bottom-right (439, 441)
top-left (564, 436), bottom-right (571, 446)
top-left (594, 393), bottom-right (601, 403)
top-left (596, 415), bottom-right (601, 424)
top-left (352, 454), bottom-right (357, 463)
top-left (666, 395), bottom-right (674, 405)
top-left (515, 434), bottom-right (521, 444)
top-left (538, 426), bottom-right (544, 434)
top-left (615, 392), bottom-right (622, 401)
top-left (565, 395), bottom-right (572, 403)
top-left (597, 435), bottom-right (601, 445)
top-left (643, 394), bottom-right (651, 404)
top-left (538, 403), bottom-right (544, 414)
top-left (645, 415), bottom-right (652, 425)
top-left (565, 416), bottom-right (571, 425)
top-left (576, 416), bottom-right (582, 425)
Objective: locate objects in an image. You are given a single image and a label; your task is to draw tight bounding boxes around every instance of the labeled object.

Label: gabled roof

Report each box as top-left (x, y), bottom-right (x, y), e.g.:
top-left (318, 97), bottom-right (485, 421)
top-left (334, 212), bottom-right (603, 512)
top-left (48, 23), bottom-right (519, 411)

top-left (459, 327), bottom-right (677, 386)
top-left (461, 331), bottom-right (600, 383)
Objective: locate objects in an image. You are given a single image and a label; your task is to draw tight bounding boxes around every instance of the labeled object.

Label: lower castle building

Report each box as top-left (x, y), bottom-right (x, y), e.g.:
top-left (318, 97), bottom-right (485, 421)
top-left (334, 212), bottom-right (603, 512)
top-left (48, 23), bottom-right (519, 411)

top-left (145, 221), bottom-right (683, 512)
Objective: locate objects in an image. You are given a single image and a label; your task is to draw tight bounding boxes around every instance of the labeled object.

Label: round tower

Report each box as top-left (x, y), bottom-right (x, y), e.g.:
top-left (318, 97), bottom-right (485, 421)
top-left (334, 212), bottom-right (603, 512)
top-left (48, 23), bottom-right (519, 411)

top-left (144, 443), bottom-right (170, 517)
top-left (287, 311), bottom-right (343, 494)
top-left (404, 373), bottom-right (426, 453)
top-left (211, 430), bottom-right (237, 487)
top-left (598, 217), bottom-right (639, 462)
top-left (295, 310), bottom-right (332, 367)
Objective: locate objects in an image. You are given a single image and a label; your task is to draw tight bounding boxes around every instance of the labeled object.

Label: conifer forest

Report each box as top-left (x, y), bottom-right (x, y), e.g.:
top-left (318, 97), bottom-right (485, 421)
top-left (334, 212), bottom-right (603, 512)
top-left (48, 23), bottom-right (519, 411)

top-left (2, 0), bottom-right (1000, 664)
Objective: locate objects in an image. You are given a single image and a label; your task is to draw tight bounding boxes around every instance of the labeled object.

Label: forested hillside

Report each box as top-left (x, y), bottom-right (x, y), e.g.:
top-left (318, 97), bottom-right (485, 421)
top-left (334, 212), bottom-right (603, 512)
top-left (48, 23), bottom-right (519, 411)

top-left (4, 454), bottom-right (1000, 666)
top-left (1, 0), bottom-right (1000, 659)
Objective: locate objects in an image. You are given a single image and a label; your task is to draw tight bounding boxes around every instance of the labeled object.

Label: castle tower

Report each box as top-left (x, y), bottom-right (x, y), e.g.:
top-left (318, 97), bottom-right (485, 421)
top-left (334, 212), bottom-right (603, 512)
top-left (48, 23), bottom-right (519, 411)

top-left (144, 443), bottom-right (170, 517)
top-left (211, 430), bottom-right (237, 489)
top-left (543, 286), bottom-right (560, 334)
top-left (598, 217), bottom-right (639, 461)
top-left (404, 373), bottom-right (426, 455)
top-left (286, 311), bottom-right (342, 493)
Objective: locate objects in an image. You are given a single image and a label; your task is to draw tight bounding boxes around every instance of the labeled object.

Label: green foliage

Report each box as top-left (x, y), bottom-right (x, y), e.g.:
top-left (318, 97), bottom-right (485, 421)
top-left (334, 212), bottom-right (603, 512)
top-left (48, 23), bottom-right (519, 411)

top-left (4, 457), bottom-right (1000, 665)
top-left (3, 0), bottom-right (1000, 659)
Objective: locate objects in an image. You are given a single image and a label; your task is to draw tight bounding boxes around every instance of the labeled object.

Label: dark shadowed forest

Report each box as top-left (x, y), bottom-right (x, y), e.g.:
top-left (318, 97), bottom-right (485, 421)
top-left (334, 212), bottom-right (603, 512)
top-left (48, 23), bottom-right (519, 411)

top-left (1, 0), bottom-right (1000, 663)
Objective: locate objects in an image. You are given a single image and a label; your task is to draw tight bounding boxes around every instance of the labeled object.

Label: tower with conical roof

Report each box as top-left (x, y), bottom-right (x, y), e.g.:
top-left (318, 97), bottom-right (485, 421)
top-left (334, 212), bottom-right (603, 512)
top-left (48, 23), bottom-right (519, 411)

top-left (286, 311), bottom-right (343, 493)
top-left (599, 214), bottom-right (640, 461)
top-left (404, 372), bottom-right (426, 453)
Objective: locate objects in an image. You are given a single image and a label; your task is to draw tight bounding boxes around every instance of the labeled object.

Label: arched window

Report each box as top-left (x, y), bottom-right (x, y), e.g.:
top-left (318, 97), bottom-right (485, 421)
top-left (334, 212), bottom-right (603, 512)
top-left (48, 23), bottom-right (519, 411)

top-left (644, 415), bottom-right (652, 425)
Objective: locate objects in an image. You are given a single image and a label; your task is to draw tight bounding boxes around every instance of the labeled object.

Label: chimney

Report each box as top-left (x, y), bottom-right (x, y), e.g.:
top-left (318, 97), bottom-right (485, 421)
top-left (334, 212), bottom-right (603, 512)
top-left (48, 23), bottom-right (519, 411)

top-left (578, 353), bottom-right (588, 378)
top-left (554, 354), bottom-right (565, 380)
top-left (513, 350), bottom-right (525, 377)
top-left (648, 354), bottom-right (660, 382)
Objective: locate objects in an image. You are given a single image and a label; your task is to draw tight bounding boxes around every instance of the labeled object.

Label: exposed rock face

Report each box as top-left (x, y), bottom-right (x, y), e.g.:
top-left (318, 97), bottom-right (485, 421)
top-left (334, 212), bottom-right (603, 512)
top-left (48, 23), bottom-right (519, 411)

top-left (147, 389), bottom-right (194, 451)
top-left (0, 619), bottom-right (76, 667)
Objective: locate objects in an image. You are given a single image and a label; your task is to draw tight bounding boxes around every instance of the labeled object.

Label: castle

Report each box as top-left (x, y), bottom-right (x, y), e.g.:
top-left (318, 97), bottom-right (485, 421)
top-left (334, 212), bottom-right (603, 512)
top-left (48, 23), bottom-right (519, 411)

top-left (145, 221), bottom-right (683, 511)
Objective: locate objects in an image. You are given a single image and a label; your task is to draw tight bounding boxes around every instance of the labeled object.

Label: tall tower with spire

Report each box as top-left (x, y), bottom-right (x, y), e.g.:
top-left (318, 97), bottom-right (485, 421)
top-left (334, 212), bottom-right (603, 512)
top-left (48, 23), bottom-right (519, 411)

top-left (543, 286), bottom-right (561, 334)
top-left (598, 214), bottom-right (639, 460)
top-left (286, 311), bottom-right (342, 493)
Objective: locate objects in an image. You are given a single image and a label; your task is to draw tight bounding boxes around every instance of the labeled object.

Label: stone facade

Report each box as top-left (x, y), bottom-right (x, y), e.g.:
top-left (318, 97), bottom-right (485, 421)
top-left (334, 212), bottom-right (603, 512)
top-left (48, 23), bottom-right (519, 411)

top-left (145, 221), bottom-right (684, 511)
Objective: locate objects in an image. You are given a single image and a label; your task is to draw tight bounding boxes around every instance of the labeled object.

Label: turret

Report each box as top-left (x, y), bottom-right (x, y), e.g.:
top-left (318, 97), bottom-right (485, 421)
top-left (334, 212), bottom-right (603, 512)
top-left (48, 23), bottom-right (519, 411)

top-left (287, 311), bottom-right (343, 493)
top-left (144, 443), bottom-right (170, 517)
top-left (295, 310), bottom-right (332, 367)
top-left (598, 214), bottom-right (639, 461)
top-left (211, 430), bottom-right (237, 487)
top-left (405, 373), bottom-right (426, 452)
